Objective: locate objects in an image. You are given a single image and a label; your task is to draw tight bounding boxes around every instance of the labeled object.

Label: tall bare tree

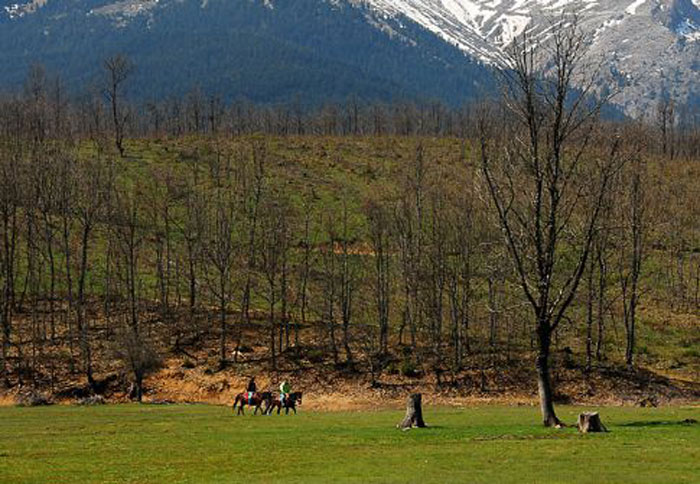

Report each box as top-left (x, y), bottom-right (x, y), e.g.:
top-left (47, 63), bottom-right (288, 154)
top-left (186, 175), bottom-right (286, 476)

top-left (619, 155), bottom-right (645, 368)
top-left (366, 199), bottom-right (392, 356)
top-left (75, 157), bottom-right (113, 387)
top-left (103, 54), bottom-right (134, 157)
top-left (479, 17), bottom-right (622, 426)
top-left (202, 150), bottom-right (236, 369)
top-left (656, 96), bottom-right (675, 159)
top-left (0, 147), bottom-right (20, 386)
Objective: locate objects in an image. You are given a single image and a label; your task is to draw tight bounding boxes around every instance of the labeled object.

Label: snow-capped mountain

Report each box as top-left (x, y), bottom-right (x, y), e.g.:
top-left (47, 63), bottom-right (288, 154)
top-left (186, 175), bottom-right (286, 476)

top-left (360, 0), bottom-right (700, 116)
top-left (1, 0), bottom-right (698, 116)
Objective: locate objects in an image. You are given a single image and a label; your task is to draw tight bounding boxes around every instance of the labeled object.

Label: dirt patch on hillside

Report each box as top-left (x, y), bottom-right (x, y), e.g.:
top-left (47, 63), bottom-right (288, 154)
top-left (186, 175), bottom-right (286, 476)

top-left (75, 356), bottom-right (697, 411)
top-left (1, 319), bottom-right (698, 409)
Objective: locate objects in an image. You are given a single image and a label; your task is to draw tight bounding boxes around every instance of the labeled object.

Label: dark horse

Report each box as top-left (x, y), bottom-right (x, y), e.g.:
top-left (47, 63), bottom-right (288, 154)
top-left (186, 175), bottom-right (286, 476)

top-left (232, 391), bottom-right (272, 415)
top-left (266, 392), bottom-right (303, 415)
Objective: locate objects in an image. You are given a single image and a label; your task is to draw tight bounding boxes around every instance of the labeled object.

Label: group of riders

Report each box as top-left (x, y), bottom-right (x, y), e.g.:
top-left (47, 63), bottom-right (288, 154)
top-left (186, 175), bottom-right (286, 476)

top-left (233, 376), bottom-right (302, 415)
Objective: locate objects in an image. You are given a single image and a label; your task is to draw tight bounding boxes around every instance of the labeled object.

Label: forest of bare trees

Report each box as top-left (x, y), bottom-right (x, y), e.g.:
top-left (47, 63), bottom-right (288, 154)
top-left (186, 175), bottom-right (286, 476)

top-left (0, 23), bottom-right (698, 423)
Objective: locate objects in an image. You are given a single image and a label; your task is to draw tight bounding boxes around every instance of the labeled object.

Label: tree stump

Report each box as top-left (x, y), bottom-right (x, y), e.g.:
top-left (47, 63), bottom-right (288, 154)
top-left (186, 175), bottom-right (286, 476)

top-left (577, 412), bottom-right (607, 433)
top-left (397, 393), bottom-right (427, 430)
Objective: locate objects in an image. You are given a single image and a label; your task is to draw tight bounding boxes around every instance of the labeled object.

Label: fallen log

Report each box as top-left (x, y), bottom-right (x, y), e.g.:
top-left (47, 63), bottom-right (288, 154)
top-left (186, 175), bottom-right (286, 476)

top-left (397, 393), bottom-right (426, 430)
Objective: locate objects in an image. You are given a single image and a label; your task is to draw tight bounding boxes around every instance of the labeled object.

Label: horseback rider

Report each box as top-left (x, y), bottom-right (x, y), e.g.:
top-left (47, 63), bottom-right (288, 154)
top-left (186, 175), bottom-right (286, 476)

top-left (246, 376), bottom-right (257, 403)
top-left (279, 380), bottom-right (290, 406)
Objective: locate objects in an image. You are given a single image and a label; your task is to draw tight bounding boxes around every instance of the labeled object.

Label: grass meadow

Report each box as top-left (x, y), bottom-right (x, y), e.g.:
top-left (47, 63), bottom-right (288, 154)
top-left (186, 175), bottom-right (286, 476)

top-left (0, 404), bottom-right (698, 483)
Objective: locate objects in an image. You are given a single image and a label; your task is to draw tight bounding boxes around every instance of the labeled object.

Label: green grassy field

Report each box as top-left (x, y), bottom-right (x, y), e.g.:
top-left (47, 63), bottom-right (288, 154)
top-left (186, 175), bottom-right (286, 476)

top-left (0, 404), bottom-right (698, 484)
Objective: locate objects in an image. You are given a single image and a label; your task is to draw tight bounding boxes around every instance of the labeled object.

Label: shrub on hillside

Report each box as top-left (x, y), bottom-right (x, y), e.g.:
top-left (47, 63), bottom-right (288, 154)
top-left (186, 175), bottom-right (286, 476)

top-left (113, 328), bottom-right (162, 402)
top-left (400, 360), bottom-right (419, 378)
top-left (15, 390), bottom-right (52, 407)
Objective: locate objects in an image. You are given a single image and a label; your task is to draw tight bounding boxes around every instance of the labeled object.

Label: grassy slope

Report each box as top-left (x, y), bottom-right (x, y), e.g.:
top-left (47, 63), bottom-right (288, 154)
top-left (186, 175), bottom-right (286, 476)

top-left (0, 404), bottom-right (698, 483)
top-left (6, 136), bottom-right (696, 399)
top-left (123, 136), bottom-right (699, 381)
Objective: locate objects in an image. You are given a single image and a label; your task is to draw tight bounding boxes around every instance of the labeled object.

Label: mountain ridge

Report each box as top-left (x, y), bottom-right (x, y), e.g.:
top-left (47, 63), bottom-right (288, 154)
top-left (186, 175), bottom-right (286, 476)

top-left (0, 0), bottom-right (494, 105)
top-left (1, 0), bottom-right (699, 116)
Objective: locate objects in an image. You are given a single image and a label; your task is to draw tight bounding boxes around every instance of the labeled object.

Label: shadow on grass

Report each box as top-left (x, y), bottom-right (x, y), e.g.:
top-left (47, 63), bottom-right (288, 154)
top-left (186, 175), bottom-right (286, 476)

top-left (399, 425), bottom-right (445, 432)
top-left (471, 431), bottom-right (575, 442)
top-left (620, 419), bottom-right (698, 428)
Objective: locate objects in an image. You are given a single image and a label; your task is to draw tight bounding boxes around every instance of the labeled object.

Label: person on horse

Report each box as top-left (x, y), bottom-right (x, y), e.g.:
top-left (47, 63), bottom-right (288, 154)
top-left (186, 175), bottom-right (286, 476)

top-left (246, 376), bottom-right (257, 403)
top-left (279, 380), bottom-right (290, 406)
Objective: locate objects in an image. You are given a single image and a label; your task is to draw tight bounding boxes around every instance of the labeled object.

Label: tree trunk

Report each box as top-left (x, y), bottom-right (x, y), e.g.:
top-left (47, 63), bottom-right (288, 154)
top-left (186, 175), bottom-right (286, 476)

top-left (585, 256), bottom-right (594, 373)
top-left (269, 285), bottom-right (276, 371)
top-left (219, 293), bottom-right (227, 369)
top-left (0, 296), bottom-right (10, 386)
top-left (577, 412), bottom-right (607, 433)
top-left (77, 224), bottom-right (94, 389)
top-left (536, 326), bottom-right (563, 428)
top-left (130, 376), bottom-right (144, 402)
top-left (596, 250), bottom-right (606, 363)
top-left (397, 393), bottom-right (427, 430)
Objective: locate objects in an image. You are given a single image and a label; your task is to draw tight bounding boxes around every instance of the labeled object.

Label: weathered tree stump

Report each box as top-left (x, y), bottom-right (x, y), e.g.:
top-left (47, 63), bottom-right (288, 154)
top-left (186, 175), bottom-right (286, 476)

top-left (397, 393), bottom-right (427, 430)
top-left (577, 412), bottom-right (607, 433)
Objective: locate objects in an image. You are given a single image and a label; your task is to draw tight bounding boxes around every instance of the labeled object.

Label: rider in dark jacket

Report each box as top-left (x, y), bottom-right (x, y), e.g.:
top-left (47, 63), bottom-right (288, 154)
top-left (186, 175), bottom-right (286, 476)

top-left (246, 377), bottom-right (256, 402)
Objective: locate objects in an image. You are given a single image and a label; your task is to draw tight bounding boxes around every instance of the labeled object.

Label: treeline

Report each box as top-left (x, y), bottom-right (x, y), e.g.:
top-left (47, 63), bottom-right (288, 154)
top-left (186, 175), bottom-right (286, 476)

top-left (3, 59), bottom-right (700, 157)
top-left (0, 51), bottom-right (699, 413)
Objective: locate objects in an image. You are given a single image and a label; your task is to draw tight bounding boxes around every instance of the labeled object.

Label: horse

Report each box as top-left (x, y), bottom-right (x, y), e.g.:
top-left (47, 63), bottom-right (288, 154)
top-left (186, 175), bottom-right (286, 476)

top-left (265, 391), bottom-right (303, 415)
top-left (232, 391), bottom-right (272, 415)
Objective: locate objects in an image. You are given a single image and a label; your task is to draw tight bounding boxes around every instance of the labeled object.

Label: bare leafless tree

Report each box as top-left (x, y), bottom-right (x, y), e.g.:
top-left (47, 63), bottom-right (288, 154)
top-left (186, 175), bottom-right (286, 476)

top-left (202, 149), bottom-right (237, 369)
top-left (479, 16), bottom-right (623, 426)
top-left (656, 96), bottom-right (675, 159)
top-left (103, 54), bottom-right (134, 157)
top-left (366, 199), bottom-right (392, 356)
top-left (619, 154), bottom-right (645, 368)
top-left (75, 157), bottom-right (113, 387)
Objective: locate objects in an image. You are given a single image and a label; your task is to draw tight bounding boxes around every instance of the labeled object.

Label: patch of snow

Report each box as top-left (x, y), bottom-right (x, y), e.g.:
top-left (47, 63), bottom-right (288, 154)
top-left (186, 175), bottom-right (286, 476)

top-left (676, 18), bottom-right (700, 42)
top-left (3, 0), bottom-right (48, 19)
top-left (625, 0), bottom-right (646, 15)
top-left (90, 0), bottom-right (159, 19)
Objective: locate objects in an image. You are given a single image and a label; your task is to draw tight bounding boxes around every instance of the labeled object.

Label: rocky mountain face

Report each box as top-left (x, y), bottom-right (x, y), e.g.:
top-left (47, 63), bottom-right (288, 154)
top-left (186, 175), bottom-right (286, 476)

top-left (361, 0), bottom-right (700, 117)
top-left (1, 0), bottom-right (698, 116)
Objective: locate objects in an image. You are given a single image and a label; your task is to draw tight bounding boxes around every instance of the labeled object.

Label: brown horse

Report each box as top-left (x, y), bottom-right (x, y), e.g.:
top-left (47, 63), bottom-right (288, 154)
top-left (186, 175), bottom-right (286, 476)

top-left (265, 392), bottom-right (303, 415)
top-left (232, 391), bottom-right (272, 415)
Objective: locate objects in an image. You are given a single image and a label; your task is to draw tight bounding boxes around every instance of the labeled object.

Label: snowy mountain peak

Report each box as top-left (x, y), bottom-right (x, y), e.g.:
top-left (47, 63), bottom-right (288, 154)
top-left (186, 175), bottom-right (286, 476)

top-left (363, 0), bottom-right (700, 60)
top-left (361, 0), bottom-right (700, 116)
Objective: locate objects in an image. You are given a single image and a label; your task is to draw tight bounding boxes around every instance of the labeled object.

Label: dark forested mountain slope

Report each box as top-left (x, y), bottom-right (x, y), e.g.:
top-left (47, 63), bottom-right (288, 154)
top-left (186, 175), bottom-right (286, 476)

top-left (0, 0), bottom-right (493, 104)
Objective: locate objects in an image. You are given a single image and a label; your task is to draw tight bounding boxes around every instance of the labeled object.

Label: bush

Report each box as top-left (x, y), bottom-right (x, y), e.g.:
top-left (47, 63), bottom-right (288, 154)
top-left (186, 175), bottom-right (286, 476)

top-left (238, 344), bottom-right (254, 354)
top-left (77, 395), bottom-right (106, 406)
top-left (400, 359), bottom-right (419, 378)
top-left (385, 361), bottom-right (399, 375)
top-left (682, 348), bottom-right (700, 359)
top-left (285, 346), bottom-right (304, 363)
top-left (307, 349), bottom-right (325, 364)
top-left (561, 347), bottom-right (575, 369)
top-left (16, 391), bottom-right (52, 407)
top-left (113, 328), bottom-right (162, 402)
